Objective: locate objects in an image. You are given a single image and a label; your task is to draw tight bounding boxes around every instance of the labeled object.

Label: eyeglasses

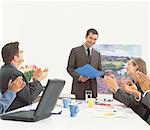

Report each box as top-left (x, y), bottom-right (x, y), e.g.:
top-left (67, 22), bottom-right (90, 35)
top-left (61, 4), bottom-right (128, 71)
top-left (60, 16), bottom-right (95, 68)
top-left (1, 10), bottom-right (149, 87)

top-left (19, 50), bottom-right (23, 53)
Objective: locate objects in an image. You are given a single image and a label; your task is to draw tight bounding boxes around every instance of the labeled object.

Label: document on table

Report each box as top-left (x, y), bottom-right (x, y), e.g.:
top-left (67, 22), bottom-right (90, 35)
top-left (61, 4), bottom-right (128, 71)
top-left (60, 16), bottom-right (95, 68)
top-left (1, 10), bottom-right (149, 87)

top-left (91, 107), bottom-right (127, 118)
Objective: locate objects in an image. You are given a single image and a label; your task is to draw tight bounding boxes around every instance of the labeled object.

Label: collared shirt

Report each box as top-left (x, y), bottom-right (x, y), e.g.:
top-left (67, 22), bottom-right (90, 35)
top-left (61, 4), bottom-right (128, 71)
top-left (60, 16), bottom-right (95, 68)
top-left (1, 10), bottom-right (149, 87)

top-left (83, 44), bottom-right (92, 56)
top-left (135, 90), bottom-right (150, 102)
top-left (10, 63), bottom-right (18, 70)
top-left (143, 90), bottom-right (150, 98)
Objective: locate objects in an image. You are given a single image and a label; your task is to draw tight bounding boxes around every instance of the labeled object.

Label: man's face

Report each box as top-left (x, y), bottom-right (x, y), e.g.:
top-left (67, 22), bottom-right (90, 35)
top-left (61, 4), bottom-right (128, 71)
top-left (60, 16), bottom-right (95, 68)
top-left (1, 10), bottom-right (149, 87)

top-left (85, 32), bottom-right (98, 48)
top-left (15, 45), bottom-right (24, 65)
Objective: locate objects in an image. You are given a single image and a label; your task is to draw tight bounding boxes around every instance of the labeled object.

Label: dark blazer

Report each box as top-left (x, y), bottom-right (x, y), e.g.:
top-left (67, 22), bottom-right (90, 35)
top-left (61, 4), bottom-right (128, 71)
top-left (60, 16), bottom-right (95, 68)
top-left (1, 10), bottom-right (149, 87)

top-left (142, 92), bottom-right (150, 109)
top-left (67, 45), bottom-right (102, 99)
top-left (141, 92), bottom-right (150, 124)
top-left (0, 64), bottom-right (44, 111)
top-left (113, 84), bottom-right (148, 120)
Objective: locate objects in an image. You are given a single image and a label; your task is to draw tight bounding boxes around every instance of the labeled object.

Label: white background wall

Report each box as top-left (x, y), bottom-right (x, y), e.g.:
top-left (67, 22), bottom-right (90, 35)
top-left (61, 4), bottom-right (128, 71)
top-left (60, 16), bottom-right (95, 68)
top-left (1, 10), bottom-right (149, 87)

top-left (0, 0), bottom-right (149, 93)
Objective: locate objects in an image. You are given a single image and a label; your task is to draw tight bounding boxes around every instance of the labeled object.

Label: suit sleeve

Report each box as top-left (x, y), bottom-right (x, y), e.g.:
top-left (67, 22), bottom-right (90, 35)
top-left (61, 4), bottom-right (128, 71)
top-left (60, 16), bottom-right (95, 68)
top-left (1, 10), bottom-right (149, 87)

top-left (67, 48), bottom-right (80, 80)
top-left (17, 80), bottom-right (43, 104)
top-left (98, 52), bottom-right (102, 71)
top-left (141, 92), bottom-right (150, 109)
top-left (113, 88), bottom-right (139, 107)
top-left (0, 90), bottom-right (16, 114)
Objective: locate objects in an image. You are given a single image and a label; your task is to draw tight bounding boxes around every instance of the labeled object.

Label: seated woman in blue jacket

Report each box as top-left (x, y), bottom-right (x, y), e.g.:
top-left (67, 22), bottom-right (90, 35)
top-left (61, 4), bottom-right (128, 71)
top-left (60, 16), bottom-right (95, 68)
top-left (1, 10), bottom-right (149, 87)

top-left (104, 58), bottom-right (149, 122)
top-left (0, 76), bottom-right (25, 114)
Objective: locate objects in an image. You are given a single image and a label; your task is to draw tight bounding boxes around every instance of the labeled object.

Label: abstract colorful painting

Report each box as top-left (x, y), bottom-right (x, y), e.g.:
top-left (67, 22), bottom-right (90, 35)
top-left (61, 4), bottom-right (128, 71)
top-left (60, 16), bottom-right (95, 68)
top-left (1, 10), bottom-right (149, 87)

top-left (94, 44), bottom-right (141, 94)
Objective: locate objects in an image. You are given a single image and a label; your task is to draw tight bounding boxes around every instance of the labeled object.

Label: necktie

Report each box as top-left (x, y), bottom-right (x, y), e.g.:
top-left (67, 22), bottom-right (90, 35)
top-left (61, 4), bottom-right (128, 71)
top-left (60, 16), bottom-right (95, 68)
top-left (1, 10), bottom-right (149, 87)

top-left (87, 48), bottom-right (90, 57)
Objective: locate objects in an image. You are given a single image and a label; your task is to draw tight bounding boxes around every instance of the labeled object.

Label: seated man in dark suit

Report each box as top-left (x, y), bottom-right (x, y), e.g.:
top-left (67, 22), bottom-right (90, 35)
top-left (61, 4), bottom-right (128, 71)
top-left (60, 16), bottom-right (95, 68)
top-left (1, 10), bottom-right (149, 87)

top-left (0, 42), bottom-right (48, 111)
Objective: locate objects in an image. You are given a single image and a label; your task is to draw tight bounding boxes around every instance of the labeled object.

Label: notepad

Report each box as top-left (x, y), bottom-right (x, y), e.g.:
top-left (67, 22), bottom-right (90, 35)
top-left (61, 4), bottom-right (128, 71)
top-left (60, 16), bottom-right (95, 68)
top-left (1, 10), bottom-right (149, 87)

top-left (75, 64), bottom-right (105, 78)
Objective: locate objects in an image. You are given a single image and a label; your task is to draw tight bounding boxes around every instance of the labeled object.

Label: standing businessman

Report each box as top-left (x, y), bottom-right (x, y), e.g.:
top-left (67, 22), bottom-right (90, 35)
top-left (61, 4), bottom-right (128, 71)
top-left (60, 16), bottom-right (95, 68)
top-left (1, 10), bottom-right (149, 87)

top-left (67, 28), bottom-right (102, 100)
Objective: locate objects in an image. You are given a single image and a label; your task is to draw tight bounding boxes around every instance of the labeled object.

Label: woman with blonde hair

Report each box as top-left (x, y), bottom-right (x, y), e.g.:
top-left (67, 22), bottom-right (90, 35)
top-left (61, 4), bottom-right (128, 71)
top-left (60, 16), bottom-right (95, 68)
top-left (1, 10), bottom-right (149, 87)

top-left (121, 70), bottom-right (150, 125)
top-left (104, 57), bottom-right (149, 122)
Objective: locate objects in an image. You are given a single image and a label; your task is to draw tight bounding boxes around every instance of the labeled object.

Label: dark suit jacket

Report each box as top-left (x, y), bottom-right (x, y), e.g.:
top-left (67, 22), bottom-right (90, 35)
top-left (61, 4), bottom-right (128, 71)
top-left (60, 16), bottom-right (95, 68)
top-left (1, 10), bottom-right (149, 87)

top-left (67, 45), bottom-right (102, 99)
top-left (141, 92), bottom-right (150, 124)
top-left (142, 92), bottom-right (150, 109)
top-left (0, 64), bottom-right (44, 111)
top-left (114, 84), bottom-right (148, 120)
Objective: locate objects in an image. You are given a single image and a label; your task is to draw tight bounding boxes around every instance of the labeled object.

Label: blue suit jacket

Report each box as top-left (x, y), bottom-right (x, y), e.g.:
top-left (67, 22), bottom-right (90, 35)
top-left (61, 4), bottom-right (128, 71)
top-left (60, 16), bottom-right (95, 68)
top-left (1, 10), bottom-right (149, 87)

top-left (0, 90), bottom-right (16, 114)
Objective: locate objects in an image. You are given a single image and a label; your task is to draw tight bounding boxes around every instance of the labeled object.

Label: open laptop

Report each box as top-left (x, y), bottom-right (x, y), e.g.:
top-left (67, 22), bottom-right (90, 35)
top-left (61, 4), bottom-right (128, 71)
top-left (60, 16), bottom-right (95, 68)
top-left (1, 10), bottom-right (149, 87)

top-left (1, 79), bottom-right (65, 122)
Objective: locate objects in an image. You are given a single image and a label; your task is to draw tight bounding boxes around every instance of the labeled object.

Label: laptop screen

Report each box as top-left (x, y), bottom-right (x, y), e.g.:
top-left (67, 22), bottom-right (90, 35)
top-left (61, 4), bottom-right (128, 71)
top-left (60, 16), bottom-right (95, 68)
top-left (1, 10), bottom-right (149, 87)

top-left (34, 79), bottom-right (65, 116)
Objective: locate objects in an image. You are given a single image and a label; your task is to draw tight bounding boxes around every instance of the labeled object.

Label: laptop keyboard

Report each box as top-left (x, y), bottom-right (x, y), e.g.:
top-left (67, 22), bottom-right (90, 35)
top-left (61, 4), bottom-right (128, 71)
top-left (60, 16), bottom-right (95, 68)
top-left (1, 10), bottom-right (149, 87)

top-left (4, 110), bottom-right (35, 118)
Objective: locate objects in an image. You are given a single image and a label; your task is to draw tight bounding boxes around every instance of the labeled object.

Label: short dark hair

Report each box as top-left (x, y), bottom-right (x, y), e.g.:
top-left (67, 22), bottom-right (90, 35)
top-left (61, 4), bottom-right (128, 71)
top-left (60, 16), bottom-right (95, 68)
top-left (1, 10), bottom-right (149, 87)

top-left (1, 42), bottom-right (19, 64)
top-left (86, 28), bottom-right (98, 37)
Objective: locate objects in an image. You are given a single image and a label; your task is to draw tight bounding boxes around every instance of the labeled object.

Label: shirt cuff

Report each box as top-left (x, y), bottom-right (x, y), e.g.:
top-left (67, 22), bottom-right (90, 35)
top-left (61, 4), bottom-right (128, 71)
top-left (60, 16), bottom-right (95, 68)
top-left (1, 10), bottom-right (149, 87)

top-left (3, 90), bottom-right (16, 99)
top-left (143, 90), bottom-right (150, 97)
top-left (134, 92), bottom-right (141, 102)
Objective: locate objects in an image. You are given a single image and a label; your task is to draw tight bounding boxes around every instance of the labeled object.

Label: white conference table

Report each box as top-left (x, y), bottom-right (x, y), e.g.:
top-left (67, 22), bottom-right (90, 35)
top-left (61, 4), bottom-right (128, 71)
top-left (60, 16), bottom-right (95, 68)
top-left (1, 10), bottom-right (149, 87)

top-left (0, 94), bottom-right (149, 130)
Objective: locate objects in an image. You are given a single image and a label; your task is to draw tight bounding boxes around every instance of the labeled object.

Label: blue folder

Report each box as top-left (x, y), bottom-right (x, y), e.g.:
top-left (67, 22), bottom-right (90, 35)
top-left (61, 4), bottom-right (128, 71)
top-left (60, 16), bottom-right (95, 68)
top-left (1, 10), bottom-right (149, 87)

top-left (75, 64), bottom-right (105, 78)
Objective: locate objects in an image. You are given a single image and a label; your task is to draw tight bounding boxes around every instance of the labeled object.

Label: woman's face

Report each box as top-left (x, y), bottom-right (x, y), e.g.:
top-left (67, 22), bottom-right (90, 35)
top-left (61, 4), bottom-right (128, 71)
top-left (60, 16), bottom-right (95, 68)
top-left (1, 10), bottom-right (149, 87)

top-left (126, 59), bottom-right (138, 76)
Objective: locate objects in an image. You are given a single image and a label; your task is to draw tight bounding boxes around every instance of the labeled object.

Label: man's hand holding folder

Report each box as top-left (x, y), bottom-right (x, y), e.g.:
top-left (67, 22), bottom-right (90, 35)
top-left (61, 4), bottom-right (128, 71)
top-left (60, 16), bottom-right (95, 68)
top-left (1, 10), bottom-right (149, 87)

top-left (78, 76), bottom-right (90, 82)
top-left (75, 64), bottom-right (105, 79)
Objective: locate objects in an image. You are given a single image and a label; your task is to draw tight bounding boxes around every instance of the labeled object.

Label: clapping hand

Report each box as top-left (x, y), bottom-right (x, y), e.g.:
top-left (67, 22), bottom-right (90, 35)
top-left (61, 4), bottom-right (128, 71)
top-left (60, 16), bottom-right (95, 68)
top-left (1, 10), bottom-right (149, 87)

top-left (121, 79), bottom-right (138, 94)
top-left (8, 76), bottom-right (26, 93)
top-left (33, 68), bottom-right (48, 81)
top-left (78, 76), bottom-right (90, 83)
top-left (136, 71), bottom-right (150, 92)
top-left (121, 79), bottom-right (141, 99)
top-left (104, 75), bottom-right (119, 93)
